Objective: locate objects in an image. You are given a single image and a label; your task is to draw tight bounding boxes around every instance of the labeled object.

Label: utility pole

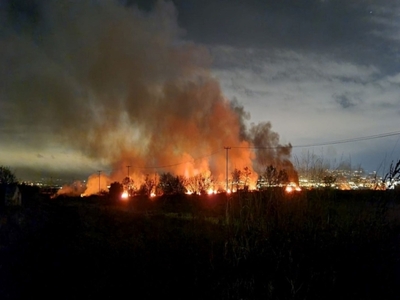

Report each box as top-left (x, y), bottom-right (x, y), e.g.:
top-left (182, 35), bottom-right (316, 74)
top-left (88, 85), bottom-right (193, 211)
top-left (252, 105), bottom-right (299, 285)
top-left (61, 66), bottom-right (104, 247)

top-left (224, 147), bottom-right (231, 192)
top-left (97, 170), bottom-right (101, 194)
top-left (126, 165), bottom-right (132, 196)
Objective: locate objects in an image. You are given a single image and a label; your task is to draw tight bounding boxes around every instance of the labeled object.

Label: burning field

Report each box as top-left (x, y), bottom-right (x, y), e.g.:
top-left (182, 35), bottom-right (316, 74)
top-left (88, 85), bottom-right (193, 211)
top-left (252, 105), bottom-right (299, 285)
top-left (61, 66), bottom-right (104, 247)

top-left (72, 1), bottom-right (296, 195)
top-left (0, 0), bottom-right (296, 195)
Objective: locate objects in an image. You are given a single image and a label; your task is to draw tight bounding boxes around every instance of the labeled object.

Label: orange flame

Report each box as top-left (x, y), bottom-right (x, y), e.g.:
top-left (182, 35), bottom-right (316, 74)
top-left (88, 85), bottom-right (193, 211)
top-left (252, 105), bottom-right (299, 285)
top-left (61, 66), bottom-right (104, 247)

top-left (285, 182), bottom-right (301, 193)
top-left (121, 191), bottom-right (129, 199)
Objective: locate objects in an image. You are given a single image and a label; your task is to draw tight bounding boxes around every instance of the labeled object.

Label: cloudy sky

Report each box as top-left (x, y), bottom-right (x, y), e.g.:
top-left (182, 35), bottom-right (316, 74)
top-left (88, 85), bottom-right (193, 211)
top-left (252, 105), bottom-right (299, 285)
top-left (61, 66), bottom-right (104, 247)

top-left (173, 0), bottom-right (400, 170)
top-left (1, 0), bottom-right (400, 181)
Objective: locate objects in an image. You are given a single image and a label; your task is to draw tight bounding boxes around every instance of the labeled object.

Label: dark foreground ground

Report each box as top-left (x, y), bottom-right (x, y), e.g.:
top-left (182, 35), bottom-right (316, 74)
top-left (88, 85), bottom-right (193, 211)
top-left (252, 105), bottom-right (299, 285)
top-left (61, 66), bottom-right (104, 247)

top-left (1, 190), bottom-right (400, 299)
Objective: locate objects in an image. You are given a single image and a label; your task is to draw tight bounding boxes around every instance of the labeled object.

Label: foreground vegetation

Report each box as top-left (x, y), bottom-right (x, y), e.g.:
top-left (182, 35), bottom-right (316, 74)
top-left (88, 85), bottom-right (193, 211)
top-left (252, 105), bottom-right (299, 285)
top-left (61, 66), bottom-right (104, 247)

top-left (1, 188), bottom-right (400, 299)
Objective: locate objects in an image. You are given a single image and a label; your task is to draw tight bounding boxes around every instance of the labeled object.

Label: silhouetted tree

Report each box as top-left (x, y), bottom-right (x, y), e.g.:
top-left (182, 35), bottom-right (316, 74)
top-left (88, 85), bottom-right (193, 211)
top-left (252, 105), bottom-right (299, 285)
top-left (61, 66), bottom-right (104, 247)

top-left (186, 173), bottom-right (214, 195)
top-left (138, 174), bottom-right (157, 197)
top-left (158, 172), bottom-right (186, 195)
top-left (109, 181), bottom-right (123, 201)
top-left (231, 168), bottom-right (242, 192)
top-left (383, 159), bottom-right (400, 189)
top-left (323, 175), bottom-right (336, 188)
top-left (122, 176), bottom-right (135, 196)
top-left (0, 166), bottom-right (17, 206)
top-left (0, 166), bottom-right (17, 185)
top-left (294, 151), bottom-right (330, 184)
top-left (262, 165), bottom-right (289, 187)
top-left (243, 166), bottom-right (251, 191)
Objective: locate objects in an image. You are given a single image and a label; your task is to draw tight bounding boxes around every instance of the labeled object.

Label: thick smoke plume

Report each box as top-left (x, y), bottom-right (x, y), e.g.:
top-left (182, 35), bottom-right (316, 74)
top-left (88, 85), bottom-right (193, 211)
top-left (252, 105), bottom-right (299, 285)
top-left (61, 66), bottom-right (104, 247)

top-left (1, 0), bottom-right (297, 192)
top-left (249, 122), bottom-right (298, 183)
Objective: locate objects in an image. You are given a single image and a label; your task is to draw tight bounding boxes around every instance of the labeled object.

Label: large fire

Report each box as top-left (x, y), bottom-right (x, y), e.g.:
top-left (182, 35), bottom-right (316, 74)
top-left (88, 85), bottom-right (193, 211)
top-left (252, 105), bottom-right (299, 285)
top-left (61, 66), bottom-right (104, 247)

top-left (47, 1), bottom-right (299, 198)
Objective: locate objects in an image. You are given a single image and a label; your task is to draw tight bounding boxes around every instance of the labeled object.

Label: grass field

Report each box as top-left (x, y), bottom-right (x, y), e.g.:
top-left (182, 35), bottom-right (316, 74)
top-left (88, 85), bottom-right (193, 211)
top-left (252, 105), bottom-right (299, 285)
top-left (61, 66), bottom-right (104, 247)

top-left (1, 188), bottom-right (400, 299)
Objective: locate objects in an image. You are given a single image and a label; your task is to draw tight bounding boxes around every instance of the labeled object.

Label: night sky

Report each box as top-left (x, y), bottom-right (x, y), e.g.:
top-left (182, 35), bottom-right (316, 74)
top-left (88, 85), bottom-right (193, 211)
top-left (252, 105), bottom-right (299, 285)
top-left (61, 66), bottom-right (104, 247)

top-left (1, 0), bottom-right (400, 181)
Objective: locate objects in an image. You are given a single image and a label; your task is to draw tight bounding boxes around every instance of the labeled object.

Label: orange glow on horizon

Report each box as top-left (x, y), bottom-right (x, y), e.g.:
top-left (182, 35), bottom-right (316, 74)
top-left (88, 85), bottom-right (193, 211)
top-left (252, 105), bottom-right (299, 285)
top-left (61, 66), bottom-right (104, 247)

top-left (207, 189), bottom-right (216, 195)
top-left (285, 182), bottom-right (301, 193)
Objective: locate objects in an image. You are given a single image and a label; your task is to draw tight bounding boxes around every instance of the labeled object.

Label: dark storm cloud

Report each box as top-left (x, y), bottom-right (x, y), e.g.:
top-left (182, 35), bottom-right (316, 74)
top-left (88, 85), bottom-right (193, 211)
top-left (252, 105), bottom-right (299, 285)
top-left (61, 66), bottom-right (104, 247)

top-left (335, 95), bottom-right (355, 109)
top-left (333, 93), bottom-right (360, 109)
top-left (155, 0), bottom-right (397, 72)
top-left (174, 2), bottom-right (370, 44)
top-left (2, 0), bottom-right (41, 33)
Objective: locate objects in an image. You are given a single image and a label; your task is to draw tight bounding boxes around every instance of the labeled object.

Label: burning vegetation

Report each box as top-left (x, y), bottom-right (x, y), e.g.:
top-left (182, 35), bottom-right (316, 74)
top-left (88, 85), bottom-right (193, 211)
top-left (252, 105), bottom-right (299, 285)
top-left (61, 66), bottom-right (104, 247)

top-left (21, 1), bottom-right (298, 198)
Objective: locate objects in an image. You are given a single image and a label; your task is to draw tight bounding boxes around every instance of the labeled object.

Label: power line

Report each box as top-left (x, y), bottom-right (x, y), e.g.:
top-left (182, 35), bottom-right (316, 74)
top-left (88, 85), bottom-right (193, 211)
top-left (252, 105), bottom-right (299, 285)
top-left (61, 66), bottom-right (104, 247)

top-left (97, 170), bottom-right (101, 193)
top-left (231, 130), bottom-right (400, 150)
top-left (224, 147), bottom-right (231, 191)
top-left (93, 130), bottom-right (400, 175)
top-left (294, 131), bottom-right (400, 148)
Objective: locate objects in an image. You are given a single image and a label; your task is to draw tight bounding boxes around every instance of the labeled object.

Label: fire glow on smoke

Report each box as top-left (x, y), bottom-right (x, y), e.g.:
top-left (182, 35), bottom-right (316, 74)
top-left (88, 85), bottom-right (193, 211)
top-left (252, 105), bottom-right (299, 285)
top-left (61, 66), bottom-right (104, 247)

top-left (28, 0), bottom-right (298, 197)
